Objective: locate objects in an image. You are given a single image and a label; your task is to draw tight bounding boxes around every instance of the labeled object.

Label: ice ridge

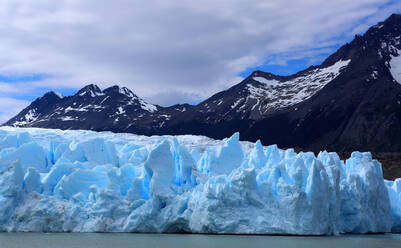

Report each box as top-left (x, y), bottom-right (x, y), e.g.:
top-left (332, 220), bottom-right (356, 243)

top-left (0, 127), bottom-right (398, 234)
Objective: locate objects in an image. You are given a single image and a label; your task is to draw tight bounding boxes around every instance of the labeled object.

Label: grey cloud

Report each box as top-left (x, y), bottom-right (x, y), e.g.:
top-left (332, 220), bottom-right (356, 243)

top-left (0, 97), bottom-right (30, 124)
top-left (145, 90), bottom-right (204, 107)
top-left (0, 0), bottom-right (400, 112)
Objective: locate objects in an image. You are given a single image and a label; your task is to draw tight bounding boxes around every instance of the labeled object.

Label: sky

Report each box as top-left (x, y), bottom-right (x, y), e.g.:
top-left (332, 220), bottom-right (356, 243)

top-left (0, 0), bottom-right (401, 123)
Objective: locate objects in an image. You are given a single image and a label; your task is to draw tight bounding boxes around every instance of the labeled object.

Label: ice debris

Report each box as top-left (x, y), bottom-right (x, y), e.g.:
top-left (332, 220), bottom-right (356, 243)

top-left (0, 127), bottom-right (398, 234)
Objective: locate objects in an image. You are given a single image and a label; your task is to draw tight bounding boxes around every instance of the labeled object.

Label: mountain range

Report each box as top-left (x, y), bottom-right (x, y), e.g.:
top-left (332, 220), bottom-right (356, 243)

top-left (5, 13), bottom-right (401, 153)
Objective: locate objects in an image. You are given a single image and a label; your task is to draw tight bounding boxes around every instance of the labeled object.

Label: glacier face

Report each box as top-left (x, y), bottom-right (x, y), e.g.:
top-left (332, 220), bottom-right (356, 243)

top-left (0, 127), bottom-right (398, 234)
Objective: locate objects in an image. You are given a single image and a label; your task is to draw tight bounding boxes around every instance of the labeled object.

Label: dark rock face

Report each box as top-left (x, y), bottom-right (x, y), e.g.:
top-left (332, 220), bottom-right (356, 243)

top-left (245, 13), bottom-right (401, 152)
top-left (5, 14), bottom-right (401, 153)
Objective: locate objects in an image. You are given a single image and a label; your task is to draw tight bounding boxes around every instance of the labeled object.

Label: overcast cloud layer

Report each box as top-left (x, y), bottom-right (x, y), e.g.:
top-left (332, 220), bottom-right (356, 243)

top-left (0, 0), bottom-right (401, 123)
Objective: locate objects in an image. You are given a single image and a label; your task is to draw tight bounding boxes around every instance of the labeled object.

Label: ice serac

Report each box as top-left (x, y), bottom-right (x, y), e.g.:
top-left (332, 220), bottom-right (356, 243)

top-left (209, 132), bottom-right (244, 175)
top-left (386, 179), bottom-right (401, 232)
top-left (339, 152), bottom-right (391, 233)
top-left (0, 127), bottom-right (398, 234)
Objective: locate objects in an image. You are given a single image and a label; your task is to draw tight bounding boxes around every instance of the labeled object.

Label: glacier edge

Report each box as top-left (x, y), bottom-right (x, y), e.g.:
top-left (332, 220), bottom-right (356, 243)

top-left (0, 127), bottom-right (399, 234)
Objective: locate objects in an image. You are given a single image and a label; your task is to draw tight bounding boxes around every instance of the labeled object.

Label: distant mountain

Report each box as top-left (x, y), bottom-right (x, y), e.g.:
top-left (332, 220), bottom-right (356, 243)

top-left (5, 14), bottom-right (401, 152)
top-left (6, 84), bottom-right (159, 132)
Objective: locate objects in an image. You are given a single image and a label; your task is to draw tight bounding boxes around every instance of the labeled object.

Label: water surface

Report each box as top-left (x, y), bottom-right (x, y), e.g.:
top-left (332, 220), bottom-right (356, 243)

top-left (0, 233), bottom-right (400, 248)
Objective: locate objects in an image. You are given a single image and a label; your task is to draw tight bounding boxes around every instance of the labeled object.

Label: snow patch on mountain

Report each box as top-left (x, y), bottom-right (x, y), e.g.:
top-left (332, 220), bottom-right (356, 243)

top-left (138, 98), bottom-right (157, 112)
top-left (252, 77), bottom-right (280, 86)
top-left (23, 109), bottom-right (38, 122)
top-left (249, 59), bottom-right (351, 113)
top-left (60, 116), bottom-right (76, 121)
top-left (0, 127), bottom-right (397, 234)
top-left (116, 107), bottom-right (125, 115)
top-left (390, 48), bottom-right (401, 84)
top-left (79, 89), bottom-right (105, 97)
top-left (111, 85), bottom-right (157, 113)
top-left (54, 92), bottom-right (64, 99)
top-left (12, 109), bottom-right (39, 127)
top-left (119, 87), bottom-right (135, 98)
top-left (64, 106), bottom-right (88, 112)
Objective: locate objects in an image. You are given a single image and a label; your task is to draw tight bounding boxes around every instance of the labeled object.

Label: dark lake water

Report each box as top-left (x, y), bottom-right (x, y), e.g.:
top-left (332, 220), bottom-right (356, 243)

top-left (0, 233), bottom-right (400, 248)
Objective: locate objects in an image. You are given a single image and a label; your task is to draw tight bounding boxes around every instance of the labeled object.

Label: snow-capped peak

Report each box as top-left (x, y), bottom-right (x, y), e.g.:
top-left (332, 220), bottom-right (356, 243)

top-left (77, 84), bottom-right (105, 97)
top-left (54, 92), bottom-right (64, 99)
top-left (119, 86), bottom-right (136, 98)
top-left (103, 85), bottom-right (139, 99)
top-left (103, 85), bottom-right (158, 113)
top-left (79, 90), bottom-right (105, 97)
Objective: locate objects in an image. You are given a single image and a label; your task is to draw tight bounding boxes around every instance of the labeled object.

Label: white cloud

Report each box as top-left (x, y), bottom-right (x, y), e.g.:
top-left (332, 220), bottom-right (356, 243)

top-left (0, 83), bottom-right (22, 93)
top-left (0, 97), bottom-right (30, 124)
top-left (0, 0), bottom-right (399, 121)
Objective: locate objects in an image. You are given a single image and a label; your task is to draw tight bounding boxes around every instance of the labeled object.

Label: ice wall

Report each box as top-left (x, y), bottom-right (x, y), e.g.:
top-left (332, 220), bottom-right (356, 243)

top-left (0, 127), bottom-right (397, 234)
top-left (385, 179), bottom-right (401, 232)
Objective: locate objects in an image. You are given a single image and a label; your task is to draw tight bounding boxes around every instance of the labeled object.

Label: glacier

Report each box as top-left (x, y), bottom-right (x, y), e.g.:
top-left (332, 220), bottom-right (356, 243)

top-left (0, 127), bottom-right (399, 234)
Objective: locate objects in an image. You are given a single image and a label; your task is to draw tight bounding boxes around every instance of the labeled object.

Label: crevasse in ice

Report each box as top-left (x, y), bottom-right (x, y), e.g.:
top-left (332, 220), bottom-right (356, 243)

top-left (0, 127), bottom-right (399, 234)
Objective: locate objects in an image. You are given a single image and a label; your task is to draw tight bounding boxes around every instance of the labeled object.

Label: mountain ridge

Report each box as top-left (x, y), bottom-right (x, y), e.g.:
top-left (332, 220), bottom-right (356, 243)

top-left (4, 13), bottom-right (401, 152)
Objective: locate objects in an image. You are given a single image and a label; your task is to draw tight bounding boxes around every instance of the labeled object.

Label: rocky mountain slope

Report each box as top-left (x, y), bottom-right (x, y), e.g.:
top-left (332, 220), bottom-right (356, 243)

top-left (245, 13), bottom-right (401, 152)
